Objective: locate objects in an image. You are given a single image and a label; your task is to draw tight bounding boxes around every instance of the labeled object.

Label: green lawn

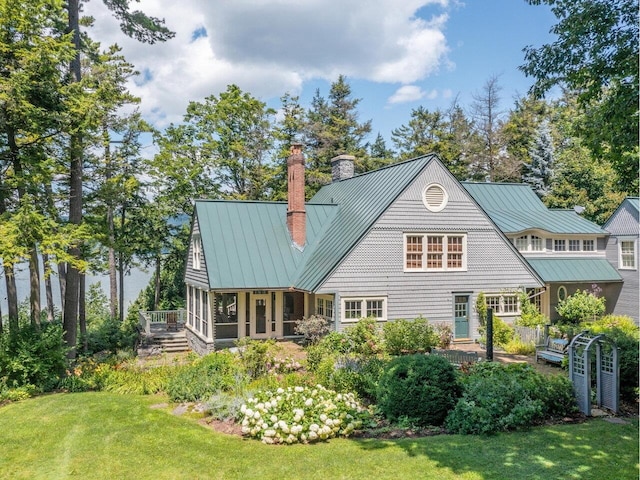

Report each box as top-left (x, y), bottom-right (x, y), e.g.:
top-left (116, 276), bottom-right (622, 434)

top-left (0, 393), bottom-right (637, 480)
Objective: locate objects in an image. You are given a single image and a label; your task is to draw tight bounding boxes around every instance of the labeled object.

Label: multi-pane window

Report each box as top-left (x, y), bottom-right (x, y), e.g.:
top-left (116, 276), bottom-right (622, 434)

top-left (426, 236), bottom-right (443, 268)
top-left (620, 240), bottom-right (637, 269)
top-left (531, 236), bottom-right (543, 251)
top-left (343, 301), bottom-right (362, 320)
top-left (569, 239), bottom-right (581, 251)
top-left (447, 236), bottom-right (464, 268)
top-left (405, 234), bottom-right (466, 271)
top-left (554, 239), bottom-right (566, 251)
top-left (485, 294), bottom-right (520, 316)
top-left (582, 239), bottom-right (594, 251)
top-left (316, 296), bottom-right (334, 320)
top-left (515, 236), bottom-right (528, 251)
top-left (405, 235), bottom-right (423, 269)
top-left (342, 297), bottom-right (386, 322)
top-left (485, 295), bottom-right (501, 313)
top-left (366, 300), bottom-right (384, 318)
top-left (192, 235), bottom-right (202, 270)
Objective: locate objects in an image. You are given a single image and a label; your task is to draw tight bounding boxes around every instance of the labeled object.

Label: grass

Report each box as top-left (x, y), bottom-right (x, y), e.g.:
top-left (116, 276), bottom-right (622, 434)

top-left (0, 392), bottom-right (637, 480)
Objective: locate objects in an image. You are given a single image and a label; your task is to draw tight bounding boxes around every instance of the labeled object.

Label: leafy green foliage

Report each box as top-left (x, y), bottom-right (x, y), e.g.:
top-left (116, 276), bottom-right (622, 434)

top-left (314, 354), bottom-right (387, 402)
top-left (343, 318), bottom-right (384, 356)
top-left (515, 291), bottom-right (548, 327)
top-left (522, 0), bottom-right (639, 193)
top-left (382, 318), bottom-right (438, 355)
top-left (377, 354), bottom-right (461, 427)
top-left (479, 316), bottom-right (514, 347)
top-left (445, 363), bottom-right (577, 435)
top-left (582, 315), bottom-right (639, 401)
top-left (556, 289), bottom-right (606, 324)
top-left (166, 352), bottom-right (246, 402)
top-left (94, 363), bottom-right (174, 396)
top-left (234, 338), bottom-right (278, 379)
top-left (0, 323), bottom-right (67, 392)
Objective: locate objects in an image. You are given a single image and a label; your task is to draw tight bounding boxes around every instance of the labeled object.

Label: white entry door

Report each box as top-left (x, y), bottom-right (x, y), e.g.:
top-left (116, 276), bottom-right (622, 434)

top-left (250, 294), bottom-right (271, 339)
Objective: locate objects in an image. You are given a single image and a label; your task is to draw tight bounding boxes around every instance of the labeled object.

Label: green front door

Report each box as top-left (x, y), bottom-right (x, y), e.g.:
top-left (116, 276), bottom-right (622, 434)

top-left (454, 295), bottom-right (470, 338)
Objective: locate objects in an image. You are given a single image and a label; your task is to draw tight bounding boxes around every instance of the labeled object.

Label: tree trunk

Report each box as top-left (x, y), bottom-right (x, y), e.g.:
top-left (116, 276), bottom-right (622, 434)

top-left (154, 255), bottom-right (161, 310)
top-left (42, 253), bottom-right (55, 322)
top-left (79, 272), bottom-right (87, 353)
top-left (63, 0), bottom-right (83, 359)
top-left (4, 269), bottom-right (19, 332)
top-left (29, 246), bottom-right (41, 328)
top-left (118, 206), bottom-right (126, 321)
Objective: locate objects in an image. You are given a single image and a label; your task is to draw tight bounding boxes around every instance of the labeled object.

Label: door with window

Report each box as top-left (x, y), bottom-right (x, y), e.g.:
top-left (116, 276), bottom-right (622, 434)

top-left (251, 294), bottom-right (271, 339)
top-left (454, 294), bottom-right (470, 339)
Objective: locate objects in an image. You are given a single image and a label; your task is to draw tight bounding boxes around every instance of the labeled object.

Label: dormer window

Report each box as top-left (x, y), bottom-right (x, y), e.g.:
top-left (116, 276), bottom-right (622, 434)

top-left (192, 234), bottom-right (202, 270)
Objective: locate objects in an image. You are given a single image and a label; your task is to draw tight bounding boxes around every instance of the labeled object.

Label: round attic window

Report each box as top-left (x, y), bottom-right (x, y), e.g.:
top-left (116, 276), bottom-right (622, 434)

top-left (423, 184), bottom-right (448, 212)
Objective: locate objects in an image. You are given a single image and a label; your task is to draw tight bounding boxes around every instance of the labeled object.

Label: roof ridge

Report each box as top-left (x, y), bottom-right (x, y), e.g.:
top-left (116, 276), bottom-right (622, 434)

top-left (331, 154), bottom-right (436, 183)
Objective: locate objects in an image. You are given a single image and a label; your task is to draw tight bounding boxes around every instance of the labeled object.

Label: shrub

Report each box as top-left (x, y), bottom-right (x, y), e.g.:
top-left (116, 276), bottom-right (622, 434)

top-left (344, 317), bottom-right (384, 356)
top-left (376, 354), bottom-right (461, 427)
top-left (95, 363), bottom-right (175, 395)
top-left (295, 315), bottom-right (332, 344)
top-left (479, 316), bottom-right (514, 348)
top-left (383, 317), bottom-right (438, 355)
top-left (434, 323), bottom-right (453, 349)
top-left (0, 323), bottom-right (68, 392)
top-left (314, 354), bottom-right (386, 402)
top-left (166, 352), bottom-right (246, 402)
top-left (235, 338), bottom-right (277, 379)
top-left (503, 338), bottom-right (536, 355)
top-left (515, 291), bottom-right (548, 327)
top-left (556, 289), bottom-right (606, 325)
top-left (445, 363), bottom-right (577, 435)
top-left (239, 384), bottom-right (371, 444)
top-left (583, 315), bottom-right (639, 401)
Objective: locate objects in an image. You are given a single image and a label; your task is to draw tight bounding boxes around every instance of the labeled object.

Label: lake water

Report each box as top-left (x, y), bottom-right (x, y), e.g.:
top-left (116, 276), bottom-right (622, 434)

top-left (0, 261), bottom-right (152, 318)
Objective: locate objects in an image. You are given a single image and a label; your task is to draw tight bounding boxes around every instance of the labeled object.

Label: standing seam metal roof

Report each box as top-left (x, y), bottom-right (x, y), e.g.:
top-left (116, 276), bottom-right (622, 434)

top-left (195, 200), bottom-right (337, 289)
top-left (295, 155), bottom-right (437, 291)
top-left (462, 182), bottom-right (608, 235)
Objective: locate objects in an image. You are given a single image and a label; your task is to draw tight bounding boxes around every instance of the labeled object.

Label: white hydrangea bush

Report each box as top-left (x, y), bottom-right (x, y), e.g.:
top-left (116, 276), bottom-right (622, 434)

top-left (239, 384), bottom-right (370, 444)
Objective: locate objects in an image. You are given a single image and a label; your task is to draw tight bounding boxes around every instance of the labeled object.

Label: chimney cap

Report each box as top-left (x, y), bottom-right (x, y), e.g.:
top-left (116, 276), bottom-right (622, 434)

top-left (290, 143), bottom-right (304, 155)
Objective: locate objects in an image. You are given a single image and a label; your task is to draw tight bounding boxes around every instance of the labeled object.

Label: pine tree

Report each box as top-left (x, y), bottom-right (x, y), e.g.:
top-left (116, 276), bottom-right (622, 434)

top-left (524, 120), bottom-right (554, 197)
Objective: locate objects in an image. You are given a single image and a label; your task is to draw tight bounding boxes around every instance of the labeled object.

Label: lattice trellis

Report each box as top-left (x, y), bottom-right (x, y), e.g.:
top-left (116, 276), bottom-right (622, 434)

top-left (569, 332), bottom-right (619, 415)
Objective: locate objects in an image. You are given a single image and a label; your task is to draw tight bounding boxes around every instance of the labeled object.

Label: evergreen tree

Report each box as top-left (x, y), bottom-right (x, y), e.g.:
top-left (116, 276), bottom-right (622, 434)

top-left (523, 120), bottom-right (554, 197)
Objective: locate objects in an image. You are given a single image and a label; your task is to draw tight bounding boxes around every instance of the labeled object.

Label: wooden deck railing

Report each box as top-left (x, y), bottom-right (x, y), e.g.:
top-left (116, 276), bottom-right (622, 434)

top-left (139, 309), bottom-right (186, 335)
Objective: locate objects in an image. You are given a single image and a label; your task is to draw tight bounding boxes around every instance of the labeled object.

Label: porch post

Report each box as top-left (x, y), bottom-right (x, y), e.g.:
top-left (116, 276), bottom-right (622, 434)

top-left (207, 291), bottom-right (215, 342)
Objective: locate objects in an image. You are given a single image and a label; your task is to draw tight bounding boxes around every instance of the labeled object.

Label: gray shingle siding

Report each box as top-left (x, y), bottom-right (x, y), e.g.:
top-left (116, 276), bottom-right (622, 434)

top-left (317, 161), bottom-right (542, 336)
top-left (184, 216), bottom-right (209, 289)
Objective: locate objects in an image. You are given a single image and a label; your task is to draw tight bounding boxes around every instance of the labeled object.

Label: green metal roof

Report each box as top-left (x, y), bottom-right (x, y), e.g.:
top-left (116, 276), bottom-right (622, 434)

top-left (295, 155), bottom-right (436, 291)
top-left (463, 182), bottom-right (607, 235)
top-left (195, 200), bottom-right (337, 289)
top-left (526, 258), bottom-right (622, 283)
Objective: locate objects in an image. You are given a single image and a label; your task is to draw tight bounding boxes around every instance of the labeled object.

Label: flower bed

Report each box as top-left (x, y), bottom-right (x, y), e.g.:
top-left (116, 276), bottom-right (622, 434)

top-left (239, 385), bottom-right (370, 444)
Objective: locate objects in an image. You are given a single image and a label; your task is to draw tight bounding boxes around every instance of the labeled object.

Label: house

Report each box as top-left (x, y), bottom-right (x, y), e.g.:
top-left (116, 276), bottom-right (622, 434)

top-left (463, 182), bottom-right (623, 322)
top-left (183, 147), bottom-right (544, 354)
top-left (603, 197), bottom-right (639, 323)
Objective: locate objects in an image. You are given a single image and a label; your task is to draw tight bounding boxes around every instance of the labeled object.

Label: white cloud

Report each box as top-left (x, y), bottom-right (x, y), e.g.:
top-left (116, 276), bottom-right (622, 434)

top-left (84, 0), bottom-right (452, 127)
top-left (388, 85), bottom-right (426, 104)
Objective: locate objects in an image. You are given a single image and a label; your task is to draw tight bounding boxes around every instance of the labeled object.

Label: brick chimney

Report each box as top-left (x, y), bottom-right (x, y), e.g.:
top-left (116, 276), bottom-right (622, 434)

top-left (287, 143), bottom-right (306, 248)
top-left (331, 154), bottom-right (355, 182)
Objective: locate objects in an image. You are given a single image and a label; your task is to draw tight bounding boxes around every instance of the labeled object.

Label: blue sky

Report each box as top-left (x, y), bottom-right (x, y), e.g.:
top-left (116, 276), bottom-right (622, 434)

top-left (86, 0), bottom-right (558, 147)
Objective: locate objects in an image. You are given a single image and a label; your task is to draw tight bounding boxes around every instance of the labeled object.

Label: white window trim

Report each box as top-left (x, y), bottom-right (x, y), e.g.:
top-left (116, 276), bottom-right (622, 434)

top-left (192, 234), bottom-right (202, 270)
top-left (557, 285), bottom-right (567, 302)
top-left (511, 234), bottom-right (546, 253)
top-left (341, 296), bottom-right (387, 323)
top-left (551, 236), bottom-right (598, 253)
top-left (618, 237), bottom-right (638, 270)
top-left (484, 293), bottom-right (521, 316)
top-left (316, 295), bottom-right (334, 321)
top-left (404, 233), bottom-right (467, 272)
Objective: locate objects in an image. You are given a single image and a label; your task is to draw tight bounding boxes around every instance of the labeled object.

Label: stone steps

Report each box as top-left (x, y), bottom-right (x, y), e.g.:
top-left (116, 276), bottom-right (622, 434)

top-left (151, 333), bottom-right (190, 353)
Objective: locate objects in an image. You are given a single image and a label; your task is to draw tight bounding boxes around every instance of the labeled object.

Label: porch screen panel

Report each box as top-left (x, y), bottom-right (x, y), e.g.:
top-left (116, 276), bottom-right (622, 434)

top-left (215, 293), bottom-right (238, 339)
top-left (283, 292), bottom-right (304, 336)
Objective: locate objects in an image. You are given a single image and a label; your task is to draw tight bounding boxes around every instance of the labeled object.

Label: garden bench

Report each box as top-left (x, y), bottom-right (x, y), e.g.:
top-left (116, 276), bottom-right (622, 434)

top-left (535, 337), bottom-right (568, 365)
top-left (430, 348), bottom-right (481, 367)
